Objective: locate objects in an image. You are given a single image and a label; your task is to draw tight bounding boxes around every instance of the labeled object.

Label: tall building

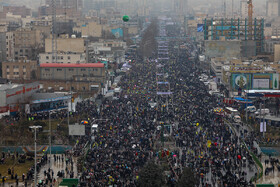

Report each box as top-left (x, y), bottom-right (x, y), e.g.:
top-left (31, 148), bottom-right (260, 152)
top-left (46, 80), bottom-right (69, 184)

top-left (240, 0), bottom-right (248, 18)
top-left (279, 0), bottom-right (280, 16)
top-left (266, 0), bottom-right (278, 17)
top-left (6, 28), bottom-right (44, 61)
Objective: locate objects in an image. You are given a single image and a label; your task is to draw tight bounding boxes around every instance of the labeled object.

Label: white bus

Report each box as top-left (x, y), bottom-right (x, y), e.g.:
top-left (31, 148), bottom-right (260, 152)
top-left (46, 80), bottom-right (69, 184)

top-left (224, 107), bottom-right (239, 118)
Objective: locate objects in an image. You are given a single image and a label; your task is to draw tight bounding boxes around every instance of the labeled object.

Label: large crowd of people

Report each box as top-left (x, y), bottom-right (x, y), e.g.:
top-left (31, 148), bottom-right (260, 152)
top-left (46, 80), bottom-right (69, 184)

top-left (74, 20), bottom-right (261, 186)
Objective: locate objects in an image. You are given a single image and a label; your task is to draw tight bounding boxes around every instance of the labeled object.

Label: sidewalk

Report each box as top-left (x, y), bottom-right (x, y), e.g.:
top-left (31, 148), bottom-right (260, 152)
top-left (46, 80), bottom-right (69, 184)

top-left (1, 154), bottom-right (78, 187)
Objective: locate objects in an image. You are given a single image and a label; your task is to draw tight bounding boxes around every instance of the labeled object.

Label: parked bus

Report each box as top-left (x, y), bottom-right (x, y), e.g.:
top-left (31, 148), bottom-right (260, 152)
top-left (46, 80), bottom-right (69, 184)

top-left (224, 107), bottom-right (239, 118)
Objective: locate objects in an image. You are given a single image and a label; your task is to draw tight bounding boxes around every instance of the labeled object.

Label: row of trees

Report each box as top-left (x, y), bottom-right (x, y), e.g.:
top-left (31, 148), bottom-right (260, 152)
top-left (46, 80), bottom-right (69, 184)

top-left (139, 18), bottom-right (158, 59)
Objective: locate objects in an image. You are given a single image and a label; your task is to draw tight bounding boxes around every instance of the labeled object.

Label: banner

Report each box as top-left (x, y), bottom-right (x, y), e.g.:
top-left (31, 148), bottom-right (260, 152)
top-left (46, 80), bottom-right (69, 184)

top-left (111, 28), bottom-right (123, 38)
top-left (260, 122), bottom-right (266, 132)
top-left (197, 24), bottom-right (204, 32)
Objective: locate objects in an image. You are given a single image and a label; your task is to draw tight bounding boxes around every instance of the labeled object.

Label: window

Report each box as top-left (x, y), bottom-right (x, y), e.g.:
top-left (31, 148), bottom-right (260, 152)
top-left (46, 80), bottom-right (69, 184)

top-left (6, 65), bottom-right (9, 69)
top-left (25, 49), bottom-right (28, 53)
top-left (45, 68), bottom-right (50, 71)
top-left (20, 49), bottom-right (23, 52)
top-left (81, 68), bottom-right (86, 71)
top-left (23, 66), bottom-right (26, 69)
top-left (68, 56), bottom-right (71, 60)
top-left (57, 68), bottom-right (62, 71)
top-left (61, 56), bottom-right (64, 60)
top-left (46, 56), bottom-right (49, 60)
top-left (7, 72), bottom-right (9, 75)
top-left (69, 68), bottom-right (74, 72)
top-left (23, 72), bottom-right (26, 75)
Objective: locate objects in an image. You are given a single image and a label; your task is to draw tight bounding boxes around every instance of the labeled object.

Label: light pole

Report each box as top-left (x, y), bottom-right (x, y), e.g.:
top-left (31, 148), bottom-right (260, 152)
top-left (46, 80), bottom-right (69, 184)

top-left (49, 111), bottom-right (52, 169)
top-left (29, 125), bottom-right (42, 187)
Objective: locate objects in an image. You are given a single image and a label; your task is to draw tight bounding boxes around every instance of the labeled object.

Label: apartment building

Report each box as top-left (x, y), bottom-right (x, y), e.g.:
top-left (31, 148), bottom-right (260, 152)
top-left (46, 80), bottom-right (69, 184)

top-left (2, 59), bottom-right (38, 80)
top-left (39, 52), bottom-right (86, 64)
top-left (40, 63), bottom-right (105, 81)
top-left (6, 28), bottom-right (44, 61)
top-left (45, 36), bottom-right (85, 53)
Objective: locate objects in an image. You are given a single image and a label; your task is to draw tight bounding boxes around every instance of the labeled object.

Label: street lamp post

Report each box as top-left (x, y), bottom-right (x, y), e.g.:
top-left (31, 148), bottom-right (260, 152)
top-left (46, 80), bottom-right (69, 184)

top-left (49, 111), bottom-right (52, 169)
top-left (29, 125), bottom-right (42, 187)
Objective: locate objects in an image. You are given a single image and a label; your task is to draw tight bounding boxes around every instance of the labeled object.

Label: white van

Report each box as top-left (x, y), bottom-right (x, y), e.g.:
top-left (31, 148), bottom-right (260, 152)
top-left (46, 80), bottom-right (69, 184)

top-left (91, 124), bottom-right (98, 134)
top-left (244, 106), bottom-right (257, 113)
top-left (114, 87), bottom-right (122, 93)
top-left (255, 109), bottom-right (270, 116)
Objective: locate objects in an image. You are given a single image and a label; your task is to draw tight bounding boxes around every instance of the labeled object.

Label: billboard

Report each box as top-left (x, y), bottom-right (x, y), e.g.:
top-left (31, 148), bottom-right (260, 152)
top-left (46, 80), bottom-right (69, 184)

top-left (252, 73), bottom-right (275, 89)
top-left (231, 73), bottom-right (279, 91)
top-left (273, 74), bottom-right (279, 89)
top-left (231, 74), bottom-right (252, 91)
top-left (69, 124), bottom-right (85, 136)
top-left (205, 41), bottom-right (241, 59)
top-left (253, 79), bottom-right (269, 89)
top-left (111, 28), bottom-right (123, 38)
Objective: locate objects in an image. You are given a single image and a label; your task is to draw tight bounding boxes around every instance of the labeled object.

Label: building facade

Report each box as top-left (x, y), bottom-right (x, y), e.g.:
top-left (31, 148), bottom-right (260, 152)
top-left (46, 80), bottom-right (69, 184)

top-left (45, 37), bottom-right (85, 53)
top-left (267, 0), bottom-right (279, 17)
top-left (40, 63), bottom-right (105, 81)
top-left (2, 59), bottom-right (38, 80)
top-left (39, 52), bottom-right (86, 64)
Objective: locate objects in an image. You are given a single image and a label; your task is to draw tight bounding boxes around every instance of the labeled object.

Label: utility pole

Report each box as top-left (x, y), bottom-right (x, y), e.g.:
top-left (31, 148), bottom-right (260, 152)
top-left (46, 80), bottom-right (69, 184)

top-left (49, 111), bottom-right (52, 169)
top-left (29, 125), bottom-right (42, 187)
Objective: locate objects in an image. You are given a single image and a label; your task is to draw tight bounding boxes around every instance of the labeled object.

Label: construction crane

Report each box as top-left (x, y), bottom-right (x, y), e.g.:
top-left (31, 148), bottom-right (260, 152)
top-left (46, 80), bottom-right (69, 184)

top-left (248, 0), bottom-right (253, 40)
top-left (51, 0), bottom-right (57, 63)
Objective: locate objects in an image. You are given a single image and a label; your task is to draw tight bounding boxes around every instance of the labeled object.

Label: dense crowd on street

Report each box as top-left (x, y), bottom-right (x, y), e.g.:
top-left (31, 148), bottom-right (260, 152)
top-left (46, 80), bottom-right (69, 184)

top-left (74, 23), bottom-right (261, 186)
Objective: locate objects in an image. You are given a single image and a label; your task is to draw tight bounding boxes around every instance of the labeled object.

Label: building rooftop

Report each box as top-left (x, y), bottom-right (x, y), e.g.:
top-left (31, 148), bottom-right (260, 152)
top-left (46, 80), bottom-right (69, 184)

top-left (40, 63), bottom-right (105, 68)
top-left (0, 84), bottom-right (21, 91)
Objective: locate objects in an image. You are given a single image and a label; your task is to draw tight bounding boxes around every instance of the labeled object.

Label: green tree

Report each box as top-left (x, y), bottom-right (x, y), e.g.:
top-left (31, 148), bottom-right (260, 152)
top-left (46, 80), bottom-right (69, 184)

top-left (177, 167), bottom-right (199, 187)
top-left (138, 162), bottom-right (164, 187)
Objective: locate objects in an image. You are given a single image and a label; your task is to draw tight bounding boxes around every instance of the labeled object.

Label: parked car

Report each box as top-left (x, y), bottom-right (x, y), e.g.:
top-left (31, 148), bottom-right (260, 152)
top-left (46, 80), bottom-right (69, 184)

top-left (244, 106), bottom-right (257, 113)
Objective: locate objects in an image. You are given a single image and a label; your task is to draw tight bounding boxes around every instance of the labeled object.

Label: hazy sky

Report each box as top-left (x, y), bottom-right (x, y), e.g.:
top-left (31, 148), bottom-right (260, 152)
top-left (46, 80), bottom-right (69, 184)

top-left (2, 0), bottom-right (268, 13)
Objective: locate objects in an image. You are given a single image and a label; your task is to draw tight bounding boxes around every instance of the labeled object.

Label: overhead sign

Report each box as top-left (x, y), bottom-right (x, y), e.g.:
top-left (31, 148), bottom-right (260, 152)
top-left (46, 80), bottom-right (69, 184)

top-left (69, 124), bottom-right (85, 136)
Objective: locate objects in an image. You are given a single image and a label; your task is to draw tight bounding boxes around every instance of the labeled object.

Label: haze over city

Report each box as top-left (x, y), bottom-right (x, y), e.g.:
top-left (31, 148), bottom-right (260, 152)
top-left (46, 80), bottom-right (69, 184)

top-left (0, 0), bottom-right (280, 186)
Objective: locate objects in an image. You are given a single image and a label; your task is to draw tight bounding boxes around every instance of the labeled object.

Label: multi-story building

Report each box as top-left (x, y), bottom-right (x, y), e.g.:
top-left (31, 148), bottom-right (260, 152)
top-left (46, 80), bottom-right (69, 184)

top-left (45, 36), bottom-right (85, 53)
top-left (39, 52), bottom-right (86, 64)
top-left (264, 39), bottom-right (280, 54)
top-left (267, 0), bottom-right (279, 17)
top-left (0, 32), bottom-right (6, 64)
top-left (6, 28), bottom-right (44, 61)
top-left (39, 0), bottom-right (83, 17)
top-left (240, 0), bottom-right (248, 19)
top-left (2, 59), bottom-right (38, 80)
top-left (0, 5), bottom-right (31, 19)
top-left (6, 32), bottom-right (15, 61)
top-left (40, 63), bottom-right (105, 81)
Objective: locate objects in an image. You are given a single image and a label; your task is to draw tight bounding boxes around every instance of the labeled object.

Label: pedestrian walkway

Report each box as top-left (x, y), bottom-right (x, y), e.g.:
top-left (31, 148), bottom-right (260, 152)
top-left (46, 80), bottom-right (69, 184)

top-left (0, 154), bottom-right (77, 187)
top-left (37, 154), bottom-right (78, 185)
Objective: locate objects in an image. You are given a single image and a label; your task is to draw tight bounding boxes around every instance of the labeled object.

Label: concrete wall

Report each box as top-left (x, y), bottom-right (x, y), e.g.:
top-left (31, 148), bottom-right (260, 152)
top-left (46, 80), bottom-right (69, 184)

top-left (205, 40), bottom-right (241, 59)
top-left (241, 40), bottom-right (257, 58)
